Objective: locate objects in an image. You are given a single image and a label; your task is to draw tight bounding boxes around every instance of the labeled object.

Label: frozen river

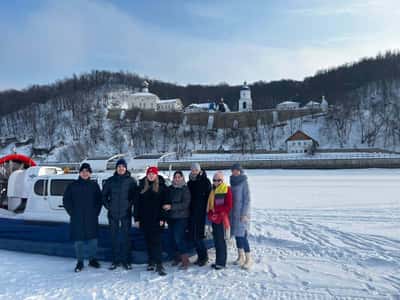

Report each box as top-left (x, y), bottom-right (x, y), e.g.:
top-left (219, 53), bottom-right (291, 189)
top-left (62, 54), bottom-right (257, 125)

top-left (0, 169), bottom-right (399, 299)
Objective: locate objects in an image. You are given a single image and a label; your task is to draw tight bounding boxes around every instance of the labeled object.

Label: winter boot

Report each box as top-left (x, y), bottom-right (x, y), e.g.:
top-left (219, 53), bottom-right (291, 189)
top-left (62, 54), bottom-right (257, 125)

top-left (171, 254), bottom-right (181, 266)
top-left (108, 262), bottom-right (119, 270)
top-left (211, 263), bottom-right (225, 270)
top-left (234, 249), bottom-right (245, 266)
top-left (74, 261), bottom-right (84, 273)
top-left (147, 263), bottom-right (155, 271)
top-left (156, 264), bottom-right (167, 276)
top-left (89, 259), bottom-right (100, 269)
top-left (122, 263), bottom-right (132, 270)
top-left (196, 256), bottom-right (208, 267)
top-left (241, 252), bottom-right (253, 270)
top-left (179, 254), bottom-right (190, 270)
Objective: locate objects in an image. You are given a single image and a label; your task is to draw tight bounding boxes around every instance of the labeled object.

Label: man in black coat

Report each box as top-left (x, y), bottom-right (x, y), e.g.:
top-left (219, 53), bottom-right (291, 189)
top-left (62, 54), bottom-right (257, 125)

top-left (102, 158), bottom-right (138, 270)
top-left (187, 163), bottom-right (212, 266)
top-left (63, 163), bottom-right (102, 272)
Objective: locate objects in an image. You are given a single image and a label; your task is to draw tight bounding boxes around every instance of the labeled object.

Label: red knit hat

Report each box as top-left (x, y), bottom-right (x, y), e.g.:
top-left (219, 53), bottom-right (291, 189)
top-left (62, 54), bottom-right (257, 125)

top-left (146, 166), bottom-right (159, 176)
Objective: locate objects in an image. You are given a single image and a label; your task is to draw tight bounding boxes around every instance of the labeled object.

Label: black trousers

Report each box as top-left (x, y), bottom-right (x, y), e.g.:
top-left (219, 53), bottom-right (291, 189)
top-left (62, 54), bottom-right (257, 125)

top-left (143, 227), bottom-right (162, 265)
top-left (109, 216), bottom-right (132, 264)
top-left (212, 223), bottom-right (227, 267)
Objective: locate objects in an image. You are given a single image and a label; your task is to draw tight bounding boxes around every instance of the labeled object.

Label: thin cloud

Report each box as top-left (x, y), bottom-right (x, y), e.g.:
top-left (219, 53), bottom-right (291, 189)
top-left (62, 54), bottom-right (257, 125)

top-left (289, 0), bottom-right (400, 17)
top-left (0, 0), bottom-right (399, 90)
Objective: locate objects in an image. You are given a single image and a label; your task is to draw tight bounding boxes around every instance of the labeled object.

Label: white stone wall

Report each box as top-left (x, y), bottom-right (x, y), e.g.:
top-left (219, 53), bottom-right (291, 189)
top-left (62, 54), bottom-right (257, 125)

top-left (277, 102), bottom-right (300, 110)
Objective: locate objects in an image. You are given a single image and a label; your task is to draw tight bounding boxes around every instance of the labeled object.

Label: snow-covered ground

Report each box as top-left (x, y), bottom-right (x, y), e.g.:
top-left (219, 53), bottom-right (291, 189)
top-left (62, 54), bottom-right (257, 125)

top-left (1, 169), bottom-right (399, 299)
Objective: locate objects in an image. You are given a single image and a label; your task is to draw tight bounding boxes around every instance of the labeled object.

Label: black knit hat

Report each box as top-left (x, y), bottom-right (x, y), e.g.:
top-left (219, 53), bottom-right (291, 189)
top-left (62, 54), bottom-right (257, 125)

top-left (231, 163), bottom-right (243, 172)
top-left (116, 158), bottom-right (127, 169)
top-left (79, 163), bottom-right (92, 173)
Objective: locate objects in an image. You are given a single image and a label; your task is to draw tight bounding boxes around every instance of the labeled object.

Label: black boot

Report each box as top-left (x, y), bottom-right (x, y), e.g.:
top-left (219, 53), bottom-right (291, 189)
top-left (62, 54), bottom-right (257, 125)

top-left (109, 262), bottom-right (120, 270)
top-left (122, 263), bottom-right (132, 270)
top-left (74, 261), bottom-right (84, 272)
top-left (156, 264), bottom-right (167, 276)
top-left (211, 263), bottom-right (225, 270)
top-left (89, 259), bottom-right (100, 269)
top-left (147, 263), bottom-right (155, 271)
top-left (197, 256), bottom-right (209, 267)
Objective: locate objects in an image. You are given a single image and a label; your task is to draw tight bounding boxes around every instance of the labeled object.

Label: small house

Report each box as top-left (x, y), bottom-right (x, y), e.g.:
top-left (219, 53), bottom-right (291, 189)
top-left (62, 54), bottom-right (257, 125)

top-left (285, 130), bottom-right (319, 154)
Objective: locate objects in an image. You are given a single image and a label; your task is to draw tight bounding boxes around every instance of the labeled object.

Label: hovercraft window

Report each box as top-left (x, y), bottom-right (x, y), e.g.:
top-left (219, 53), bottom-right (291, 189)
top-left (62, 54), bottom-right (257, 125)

top-left (50, 179), bottom-right (75, 196)
top-left (34, 180), bottom-right (48, 196)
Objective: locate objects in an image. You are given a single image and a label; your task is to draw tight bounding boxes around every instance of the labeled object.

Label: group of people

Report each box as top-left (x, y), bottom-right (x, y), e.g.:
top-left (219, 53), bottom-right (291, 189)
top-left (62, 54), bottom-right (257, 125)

top-left (62, 159), bottom-right (252, 276)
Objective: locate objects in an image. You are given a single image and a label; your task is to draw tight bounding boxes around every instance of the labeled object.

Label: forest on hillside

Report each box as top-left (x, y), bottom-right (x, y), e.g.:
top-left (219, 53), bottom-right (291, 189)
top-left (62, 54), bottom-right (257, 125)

top-left (0, 50), bottom-right (399, 116)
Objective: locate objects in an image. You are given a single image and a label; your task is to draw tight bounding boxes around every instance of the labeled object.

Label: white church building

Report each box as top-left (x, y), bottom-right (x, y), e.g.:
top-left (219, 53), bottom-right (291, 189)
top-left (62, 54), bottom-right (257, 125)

top-left (111, 81), bottom-right (183, 111)
top-left (238, 81), bottom-right (253, 112)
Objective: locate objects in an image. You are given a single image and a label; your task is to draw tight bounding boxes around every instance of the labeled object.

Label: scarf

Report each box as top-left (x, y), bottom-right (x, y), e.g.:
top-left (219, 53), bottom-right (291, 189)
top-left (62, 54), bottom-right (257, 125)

top-left (207, 182), bottom-right (228, 212)
top-left (172, 180), bottom-right (186, 189)
top-left (230, 174), bottom-right (247, 186)
top-left (189, 171), bottom-right (202, 182)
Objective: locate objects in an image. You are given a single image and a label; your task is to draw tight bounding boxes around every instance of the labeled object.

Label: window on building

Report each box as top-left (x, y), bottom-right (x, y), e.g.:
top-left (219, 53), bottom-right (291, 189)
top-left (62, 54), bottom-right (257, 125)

top-left (243, 102), bottom-right (247, 109)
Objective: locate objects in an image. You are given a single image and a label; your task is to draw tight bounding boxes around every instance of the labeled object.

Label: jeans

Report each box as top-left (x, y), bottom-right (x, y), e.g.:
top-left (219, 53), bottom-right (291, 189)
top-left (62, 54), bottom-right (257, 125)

top-left (74, 239), bottom-right (98, 262)
top-left (212, 223), bottom-right (227, 267)
top-left (109, 216), bottom-right (132, 264)
top-left (235, 231), bottom-right (250, 252)
top-left (168, 218), bottom-right (188, 255)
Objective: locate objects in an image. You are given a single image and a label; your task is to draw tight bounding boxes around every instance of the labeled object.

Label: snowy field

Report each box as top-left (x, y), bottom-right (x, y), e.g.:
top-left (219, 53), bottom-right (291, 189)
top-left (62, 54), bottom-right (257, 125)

top-left (1, 169), bottom-right (400, 300)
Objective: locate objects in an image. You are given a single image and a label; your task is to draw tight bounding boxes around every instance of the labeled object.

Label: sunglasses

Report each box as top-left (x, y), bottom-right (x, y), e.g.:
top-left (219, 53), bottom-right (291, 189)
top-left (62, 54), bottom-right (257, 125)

top-left (213, 179), bottom-right (222, 182)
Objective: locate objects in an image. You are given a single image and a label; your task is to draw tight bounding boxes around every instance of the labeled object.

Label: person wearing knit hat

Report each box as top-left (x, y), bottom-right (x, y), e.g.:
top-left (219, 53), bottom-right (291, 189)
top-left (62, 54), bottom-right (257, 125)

top-left (231, 163), bottom-right (243, 173)
top-left (115, 158), bottom-right (127, 169)
top-left (63, 162), bottom-right (102, 272)
top-left (190, 162), bottom-right (201, 171)
top-left (134, 166), bottom-right (170, 276)
top-left (79, 162), bottom-right (92, 173)
top-left (230, 163), bottom-right (252, 270)
top-left (187, 163), bottom-right (211, 266)
top-left (102, 157), bottom-right (138, 271)
top-left (146, 166), bottom-right (159, 176)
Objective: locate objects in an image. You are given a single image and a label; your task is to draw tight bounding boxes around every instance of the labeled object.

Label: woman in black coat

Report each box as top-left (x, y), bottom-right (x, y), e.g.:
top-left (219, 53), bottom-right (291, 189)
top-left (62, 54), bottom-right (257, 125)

top-left (63, 163), bottom-right (102, 272)
top-left (134, 166), bottom-right (170, 276)
top-left (187, 163), bottom-right (211, 266)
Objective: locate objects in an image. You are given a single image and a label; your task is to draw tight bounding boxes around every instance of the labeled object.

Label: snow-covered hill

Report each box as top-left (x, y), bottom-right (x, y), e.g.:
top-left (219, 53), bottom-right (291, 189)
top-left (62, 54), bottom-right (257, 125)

top-left (1, 79), bottom-right (400, 162)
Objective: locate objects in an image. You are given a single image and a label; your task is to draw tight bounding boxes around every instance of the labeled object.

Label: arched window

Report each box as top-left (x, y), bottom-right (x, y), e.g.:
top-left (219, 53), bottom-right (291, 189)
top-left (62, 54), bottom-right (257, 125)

top-left (243, 102), bottom-right (247, 109)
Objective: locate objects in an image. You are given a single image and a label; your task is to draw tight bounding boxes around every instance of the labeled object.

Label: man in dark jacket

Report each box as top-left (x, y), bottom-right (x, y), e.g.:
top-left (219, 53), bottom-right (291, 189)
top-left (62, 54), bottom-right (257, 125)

top-left (187, 163), bottom-right (211, 266)
top-left (102, 158), bottom-right (138, 270)
top-left (63, 163), bottom-right (102, 272)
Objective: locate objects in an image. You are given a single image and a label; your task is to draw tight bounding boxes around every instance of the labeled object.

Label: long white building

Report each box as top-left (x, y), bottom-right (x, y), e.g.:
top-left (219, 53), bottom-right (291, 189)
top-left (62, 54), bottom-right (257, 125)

top-left (109, 81), bottom-right (182, 111)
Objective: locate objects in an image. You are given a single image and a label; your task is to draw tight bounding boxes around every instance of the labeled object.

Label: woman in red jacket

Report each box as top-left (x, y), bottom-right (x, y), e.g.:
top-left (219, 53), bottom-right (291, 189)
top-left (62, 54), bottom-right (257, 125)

top-left (207, 171), bottom-right (233, 270)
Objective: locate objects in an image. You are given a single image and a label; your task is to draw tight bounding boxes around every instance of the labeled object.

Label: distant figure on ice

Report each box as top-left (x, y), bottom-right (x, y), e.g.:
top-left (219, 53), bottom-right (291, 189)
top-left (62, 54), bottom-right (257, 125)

top-left (102, 158), bottom-right (138, 271)
top-left (63, 163), bottom-right (102, 272)
top-left (167, 170), bottom-right (191, 269)
top-left (207, 171), bottom-right (233, 270)
top-left (134, 166), bottom-right (170, 276)
top-left (187, 163), bottom-right (211, 266)
top-left (230, 163), bottom-right (252, 270)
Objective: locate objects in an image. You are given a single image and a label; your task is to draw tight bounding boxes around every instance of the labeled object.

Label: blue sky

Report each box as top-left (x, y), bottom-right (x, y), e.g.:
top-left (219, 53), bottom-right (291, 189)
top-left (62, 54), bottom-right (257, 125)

top-left (0, 0), bottom-right (399, 90)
